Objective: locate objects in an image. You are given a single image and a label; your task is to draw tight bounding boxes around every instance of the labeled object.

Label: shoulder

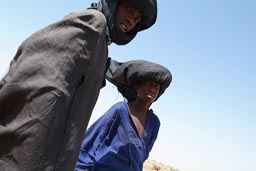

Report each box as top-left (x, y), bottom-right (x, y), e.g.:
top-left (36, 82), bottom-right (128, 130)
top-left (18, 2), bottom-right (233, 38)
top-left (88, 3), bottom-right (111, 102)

top-left (66, 9), bottom-right (107, 28)
top-left (60, 9), bottom-right (107, 40)
top-left (109, 101), bottom-right (127, 112)
top-left (90, 102), bottom-right (124, 126)
top-left (148, 109), bottom-right (161, 127)
top-left (106, 101), bottom-right (129, 118)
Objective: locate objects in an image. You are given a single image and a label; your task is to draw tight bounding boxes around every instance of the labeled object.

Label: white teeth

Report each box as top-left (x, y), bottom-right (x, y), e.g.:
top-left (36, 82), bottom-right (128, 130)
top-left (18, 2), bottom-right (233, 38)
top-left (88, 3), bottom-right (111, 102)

top-left (120, 23), bottom-right (127, 32)
top-left (147, 93), bottom-right (154, 98)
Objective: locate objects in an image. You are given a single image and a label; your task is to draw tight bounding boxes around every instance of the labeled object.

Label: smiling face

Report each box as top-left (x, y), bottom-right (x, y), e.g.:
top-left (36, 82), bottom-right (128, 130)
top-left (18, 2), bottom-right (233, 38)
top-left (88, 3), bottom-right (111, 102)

top-left (135, 80), bottom-right (160, 104)
top-left (116, 0), bottom-right (142, 33)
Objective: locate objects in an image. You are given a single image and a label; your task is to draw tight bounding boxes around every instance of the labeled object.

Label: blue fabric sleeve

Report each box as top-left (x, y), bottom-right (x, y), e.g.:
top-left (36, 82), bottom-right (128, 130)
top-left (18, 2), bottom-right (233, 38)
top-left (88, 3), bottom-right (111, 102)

top-left (145, 112), bottom-right (161, 159)
top-left (76, 102), bottom-right (122, 170)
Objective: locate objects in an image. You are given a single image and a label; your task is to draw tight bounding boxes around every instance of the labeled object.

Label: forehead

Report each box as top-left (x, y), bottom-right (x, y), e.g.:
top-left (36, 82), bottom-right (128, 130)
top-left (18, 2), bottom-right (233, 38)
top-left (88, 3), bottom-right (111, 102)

top-left (137, 80), bottom-right (160, 85)
top-left (119, 0), bottom-right (142, 15)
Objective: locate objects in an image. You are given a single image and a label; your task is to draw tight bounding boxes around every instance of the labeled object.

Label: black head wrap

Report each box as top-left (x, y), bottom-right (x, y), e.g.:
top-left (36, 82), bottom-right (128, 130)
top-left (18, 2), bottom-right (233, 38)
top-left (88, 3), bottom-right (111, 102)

top-left (94, 0), bottom-right (157, 45)
top-left (105, 58), bottom-right (172, 102)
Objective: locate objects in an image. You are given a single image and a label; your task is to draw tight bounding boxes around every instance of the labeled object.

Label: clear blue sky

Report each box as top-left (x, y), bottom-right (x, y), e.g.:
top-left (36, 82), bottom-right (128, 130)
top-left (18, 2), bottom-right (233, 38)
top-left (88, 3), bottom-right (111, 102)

top-left (1, 0), bottom-right (256, 171)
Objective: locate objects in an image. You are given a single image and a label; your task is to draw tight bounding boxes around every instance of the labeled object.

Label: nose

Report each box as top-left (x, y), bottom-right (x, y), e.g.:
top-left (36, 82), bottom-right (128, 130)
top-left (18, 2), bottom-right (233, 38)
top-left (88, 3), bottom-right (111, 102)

top-left (126, 16), bottom-right (137, 31)
top-left (148, 82), bottom-right (160, 92)
top-left (125, 10), bottom-right (141, 32)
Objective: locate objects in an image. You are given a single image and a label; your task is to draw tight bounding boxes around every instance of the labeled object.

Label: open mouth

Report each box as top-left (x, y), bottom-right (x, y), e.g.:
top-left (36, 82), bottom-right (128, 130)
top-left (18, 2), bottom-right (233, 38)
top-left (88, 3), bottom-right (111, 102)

top-left (120, 22), bottom-right (128, 32)
top-left (146, 93), bottom-right (156, 99)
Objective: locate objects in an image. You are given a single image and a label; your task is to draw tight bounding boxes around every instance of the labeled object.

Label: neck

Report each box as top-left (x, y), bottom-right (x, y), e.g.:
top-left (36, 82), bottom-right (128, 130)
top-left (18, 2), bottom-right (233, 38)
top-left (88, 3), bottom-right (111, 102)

top-left (128, 100), bottom-right (150, 137)
top-left (128, 100), bottom-right (150, 117)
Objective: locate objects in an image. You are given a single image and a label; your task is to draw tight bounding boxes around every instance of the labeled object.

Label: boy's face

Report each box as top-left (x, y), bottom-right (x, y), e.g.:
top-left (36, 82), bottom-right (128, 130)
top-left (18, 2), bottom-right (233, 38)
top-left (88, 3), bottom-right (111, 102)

top-left (116, 0), bottom-right (142, 33)
top-left (135, 80), bottom-right (160, 103)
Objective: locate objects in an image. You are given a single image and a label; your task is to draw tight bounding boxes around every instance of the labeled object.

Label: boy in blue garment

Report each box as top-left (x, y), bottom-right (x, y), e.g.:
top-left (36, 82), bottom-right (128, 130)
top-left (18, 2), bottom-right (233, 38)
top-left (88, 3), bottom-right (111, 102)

top-left (76, 59), bottom-right (172, 171)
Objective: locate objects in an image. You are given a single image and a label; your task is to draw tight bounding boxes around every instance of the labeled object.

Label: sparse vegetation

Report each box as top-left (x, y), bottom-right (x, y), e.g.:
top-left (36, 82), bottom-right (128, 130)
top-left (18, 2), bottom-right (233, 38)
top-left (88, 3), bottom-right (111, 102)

top-left (143, 159), bottom-right (180, 171)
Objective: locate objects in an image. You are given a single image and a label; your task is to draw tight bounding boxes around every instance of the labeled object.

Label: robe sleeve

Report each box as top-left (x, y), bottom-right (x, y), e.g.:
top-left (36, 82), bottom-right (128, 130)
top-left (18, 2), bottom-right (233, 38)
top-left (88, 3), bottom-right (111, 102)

top-left (145, 112), bottom-right (161, 159)
top-left (77, 102), bottom-right (122, 166)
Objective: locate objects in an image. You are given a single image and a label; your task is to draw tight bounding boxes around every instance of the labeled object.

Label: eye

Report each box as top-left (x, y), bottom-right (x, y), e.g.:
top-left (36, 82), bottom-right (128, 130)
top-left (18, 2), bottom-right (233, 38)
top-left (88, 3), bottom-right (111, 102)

top-left (143, 82), bottom-right (150, 86)
top-left (155, 84), bottom-right (160, 89)
top-left (135, 17), bottom-right (141, 24)
top-left (127, 7), bottom-right (131, 13)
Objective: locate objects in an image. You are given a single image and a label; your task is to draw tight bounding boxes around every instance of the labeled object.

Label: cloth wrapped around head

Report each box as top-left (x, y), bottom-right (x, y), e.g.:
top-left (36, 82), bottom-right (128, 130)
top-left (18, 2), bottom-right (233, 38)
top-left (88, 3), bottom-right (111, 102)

top-left (96, 0), bottom-right (157, 45)
top-left (105, 58), bottom-right (172, 102)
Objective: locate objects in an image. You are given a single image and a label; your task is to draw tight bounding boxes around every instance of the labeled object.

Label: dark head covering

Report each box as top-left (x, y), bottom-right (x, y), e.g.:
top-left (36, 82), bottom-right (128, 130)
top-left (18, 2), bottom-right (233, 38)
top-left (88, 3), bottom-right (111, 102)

top-left (105, 58), bottom-right (172, 102)
top-left (95, 0), bottom-right (157, 45)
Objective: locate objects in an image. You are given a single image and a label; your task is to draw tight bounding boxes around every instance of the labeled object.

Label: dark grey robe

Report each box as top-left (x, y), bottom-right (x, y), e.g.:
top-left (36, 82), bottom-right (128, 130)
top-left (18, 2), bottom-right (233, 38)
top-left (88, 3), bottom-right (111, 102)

top-left (0, 9), bottom-right (108, 171)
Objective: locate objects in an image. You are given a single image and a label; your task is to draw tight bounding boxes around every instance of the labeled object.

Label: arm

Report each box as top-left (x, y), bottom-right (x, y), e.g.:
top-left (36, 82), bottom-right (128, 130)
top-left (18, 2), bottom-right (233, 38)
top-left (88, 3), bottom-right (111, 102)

top-left (144, 112), bottom-right (161, 159)
top-left (0, 9), bottom-right (108, 118)
top-left (77, 102), bottom-right (122, 167)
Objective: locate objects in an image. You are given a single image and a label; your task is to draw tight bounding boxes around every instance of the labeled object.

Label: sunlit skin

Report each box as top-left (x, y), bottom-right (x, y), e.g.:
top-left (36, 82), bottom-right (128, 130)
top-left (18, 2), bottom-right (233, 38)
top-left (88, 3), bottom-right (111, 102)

top-left (128, 80), bottom-right (160, 137)
top-left (135, 80), bottom-right (160, 105)
top-left (116, 0), bottom-right (142, 33)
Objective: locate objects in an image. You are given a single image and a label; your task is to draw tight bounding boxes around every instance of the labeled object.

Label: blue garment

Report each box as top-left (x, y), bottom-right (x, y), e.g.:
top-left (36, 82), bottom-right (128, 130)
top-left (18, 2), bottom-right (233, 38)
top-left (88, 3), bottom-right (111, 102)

top-left (75, 101), bottom-right (160, 171)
